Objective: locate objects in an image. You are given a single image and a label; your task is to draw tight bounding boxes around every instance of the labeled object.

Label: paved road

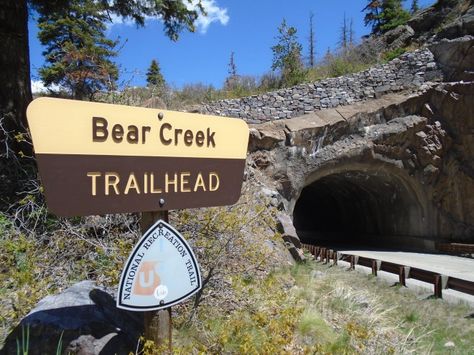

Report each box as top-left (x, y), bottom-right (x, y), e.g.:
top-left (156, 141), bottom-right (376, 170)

top-left (336, 248), bottom-right (474, 282)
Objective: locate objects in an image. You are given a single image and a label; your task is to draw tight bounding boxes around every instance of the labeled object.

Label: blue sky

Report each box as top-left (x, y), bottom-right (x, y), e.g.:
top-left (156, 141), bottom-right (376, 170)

top-left (29, 0), bottom-right (436, 92)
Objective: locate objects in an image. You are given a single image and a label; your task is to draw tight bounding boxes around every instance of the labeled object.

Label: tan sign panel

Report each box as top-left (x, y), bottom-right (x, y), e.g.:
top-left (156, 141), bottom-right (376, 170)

top-left (27, 98), bottom-right (249, 216)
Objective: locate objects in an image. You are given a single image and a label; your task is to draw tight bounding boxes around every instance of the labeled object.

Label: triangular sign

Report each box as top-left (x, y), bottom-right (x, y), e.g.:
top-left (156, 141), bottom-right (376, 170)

top-left (117, 220), bottom-right (201, 311)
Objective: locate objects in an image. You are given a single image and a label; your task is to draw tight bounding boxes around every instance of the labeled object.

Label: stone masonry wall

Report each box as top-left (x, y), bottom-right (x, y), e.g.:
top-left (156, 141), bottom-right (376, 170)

top-left (201, 49), bottom-right (442, 124)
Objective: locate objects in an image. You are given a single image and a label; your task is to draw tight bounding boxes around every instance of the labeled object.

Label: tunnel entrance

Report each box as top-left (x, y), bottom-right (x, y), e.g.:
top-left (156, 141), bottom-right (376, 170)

top-left (293, 168), bottom-right (429, 247)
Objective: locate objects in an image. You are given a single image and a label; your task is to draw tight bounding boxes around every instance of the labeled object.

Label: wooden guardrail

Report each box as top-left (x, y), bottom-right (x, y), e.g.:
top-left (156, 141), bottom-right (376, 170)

top-left (301, 243), bottom-right (474, 300)
top-left (436, 243), bottom-right (474, 255)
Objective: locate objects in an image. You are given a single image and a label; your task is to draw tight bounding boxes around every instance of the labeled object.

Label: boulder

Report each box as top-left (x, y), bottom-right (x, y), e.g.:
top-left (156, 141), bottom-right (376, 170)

top-left (408, 6), bottom-right (445, 33)
top-left (382, 25), bottom-right (415, 50)
top-left (276, 213), bottom-right (302, 248)
top-left (437, 6), bottom-right (474, 39)
top-left (248, 121), bottom-right (286, 151)
top-left (287, 244), bottom-right (306, 263)
top-left (407, 0), bottom-right (460, 34)
top-left (0, 281), bottom-right (143, 355)
top-left (430, 36), bottom-right (474, 81)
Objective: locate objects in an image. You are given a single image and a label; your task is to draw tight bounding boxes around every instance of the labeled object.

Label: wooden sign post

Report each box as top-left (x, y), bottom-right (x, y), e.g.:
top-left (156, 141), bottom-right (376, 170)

top-left (141, 210), bottom-right (171, 350)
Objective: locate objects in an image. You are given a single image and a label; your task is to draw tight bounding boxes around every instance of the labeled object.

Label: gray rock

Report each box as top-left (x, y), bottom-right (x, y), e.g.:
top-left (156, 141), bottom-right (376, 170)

top-left (430, 36), bottom-right (474, 81)
top-left (1, 281), bottom-right (143, 355)
top-left (276, 213), bottom-right (301, 248)
top-left (382, 25), bottom-right (415, 50)
top-left (287, 244), bottom-right (306, 263)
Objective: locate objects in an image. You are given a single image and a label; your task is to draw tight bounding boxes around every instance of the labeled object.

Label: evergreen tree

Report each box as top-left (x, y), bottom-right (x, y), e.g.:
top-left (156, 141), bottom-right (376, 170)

top-left (271, 19), bottom-right (306, 87)
top-left (410, 0), bottom-right (420, 14)
top-left (379, 0), bottom-right (410, 32)
top-left (363, 0), bottom-right (383, 34)
top-left (38, 0), bottom-right (118, 100)
top-left (146, 59), bottom-right (165, 88)
top-left (308, 12), bottom-right (316, 67)
top-left (363, 0), bottom-right (410, 34)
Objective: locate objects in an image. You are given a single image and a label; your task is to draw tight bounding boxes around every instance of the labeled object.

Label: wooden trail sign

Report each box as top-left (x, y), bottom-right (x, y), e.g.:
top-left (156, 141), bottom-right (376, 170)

top-left (26, 97), bottom-right (249, 217)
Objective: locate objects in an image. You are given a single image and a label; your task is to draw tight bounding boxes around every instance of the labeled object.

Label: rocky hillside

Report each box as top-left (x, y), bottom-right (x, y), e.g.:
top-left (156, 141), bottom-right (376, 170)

top-left (201, 0), bottom-right (474, 247)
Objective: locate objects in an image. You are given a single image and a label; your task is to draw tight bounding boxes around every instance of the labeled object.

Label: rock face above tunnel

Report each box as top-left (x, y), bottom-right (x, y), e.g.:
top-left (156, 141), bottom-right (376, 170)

top-left (247, 82), bottom-right (474, 247)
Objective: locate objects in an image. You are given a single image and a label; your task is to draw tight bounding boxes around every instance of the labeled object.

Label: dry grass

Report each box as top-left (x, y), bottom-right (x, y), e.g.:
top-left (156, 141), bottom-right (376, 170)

top-left (295, 260), bottom-right (474, 354)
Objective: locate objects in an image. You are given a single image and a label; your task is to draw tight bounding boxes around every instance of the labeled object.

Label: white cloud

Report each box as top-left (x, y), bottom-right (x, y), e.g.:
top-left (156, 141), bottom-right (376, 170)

top-left (107, 0), bottom-right (229, 34)
top-left (31, 80), bottom-right (48, 94)
top-left (31, 80), bottom-right (64, 94)
top-left (189, 0), bottom-right (229, 34)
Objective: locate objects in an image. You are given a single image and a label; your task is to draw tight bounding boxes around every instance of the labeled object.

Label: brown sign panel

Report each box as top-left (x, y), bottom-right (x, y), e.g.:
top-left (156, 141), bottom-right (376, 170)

top-left (27, 98), bottom-right (249, 216)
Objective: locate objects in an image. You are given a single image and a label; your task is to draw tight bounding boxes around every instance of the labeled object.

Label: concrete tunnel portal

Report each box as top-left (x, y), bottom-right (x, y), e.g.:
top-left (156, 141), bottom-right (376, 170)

top-left (292, 165), bottom-right (433, 249)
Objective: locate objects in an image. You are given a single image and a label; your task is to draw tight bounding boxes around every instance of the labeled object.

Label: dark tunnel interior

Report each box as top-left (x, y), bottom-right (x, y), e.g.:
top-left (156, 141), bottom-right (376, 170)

top-left (292, 170), bottom-right (426, 246)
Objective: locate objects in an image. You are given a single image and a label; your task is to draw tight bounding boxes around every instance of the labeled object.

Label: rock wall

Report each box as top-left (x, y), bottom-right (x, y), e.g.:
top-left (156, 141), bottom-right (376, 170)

top-left (201, 49), bottom-right (442, 123)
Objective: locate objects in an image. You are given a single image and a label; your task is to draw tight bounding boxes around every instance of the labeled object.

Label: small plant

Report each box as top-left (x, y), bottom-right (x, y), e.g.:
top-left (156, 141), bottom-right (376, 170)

top-left (55, 332), bottom-right (64, 355)
top-left (383, 47), bottom-right (407, 62)
top-left (15, 325), bottom-right (29, 355)
top-left (404, 311), bottom-right (419, 323)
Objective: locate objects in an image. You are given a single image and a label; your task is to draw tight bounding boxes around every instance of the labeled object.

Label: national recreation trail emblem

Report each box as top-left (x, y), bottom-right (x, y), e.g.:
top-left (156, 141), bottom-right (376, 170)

top-left (117, 220), bottom-right (201, 311)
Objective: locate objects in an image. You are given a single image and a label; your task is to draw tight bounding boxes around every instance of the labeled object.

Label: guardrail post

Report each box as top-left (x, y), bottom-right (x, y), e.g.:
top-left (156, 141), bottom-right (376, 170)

top-left (324, 249), bottom-right (330, 264)
top-left (399, 266), bottom-right (406, 286)
top-left (371, 260), bottom-right (378, 276)
top-left (434, 275), bottom-right (443, 298)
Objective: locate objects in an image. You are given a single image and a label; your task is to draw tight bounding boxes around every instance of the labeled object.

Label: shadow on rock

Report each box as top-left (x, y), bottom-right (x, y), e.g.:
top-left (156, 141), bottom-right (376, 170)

top-left (1, 281), bottom-right (143, 355)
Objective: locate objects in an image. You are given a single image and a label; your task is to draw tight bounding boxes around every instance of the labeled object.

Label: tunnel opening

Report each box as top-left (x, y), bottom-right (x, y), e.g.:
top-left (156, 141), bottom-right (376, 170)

top-left (293, 168), bottom-right (429, 248)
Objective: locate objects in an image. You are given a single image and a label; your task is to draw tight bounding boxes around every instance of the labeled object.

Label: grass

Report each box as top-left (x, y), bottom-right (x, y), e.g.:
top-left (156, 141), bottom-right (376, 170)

top-left (302, 260), bottom-right (474, 354)
top-left (158, 258), bottom-right (473, 354)
top-left (2, 182), bottom-right (472, 353)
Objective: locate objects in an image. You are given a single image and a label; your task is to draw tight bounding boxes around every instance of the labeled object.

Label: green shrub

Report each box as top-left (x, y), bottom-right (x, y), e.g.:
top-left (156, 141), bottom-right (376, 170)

top-left (383, 47), bottom-right (407, 62)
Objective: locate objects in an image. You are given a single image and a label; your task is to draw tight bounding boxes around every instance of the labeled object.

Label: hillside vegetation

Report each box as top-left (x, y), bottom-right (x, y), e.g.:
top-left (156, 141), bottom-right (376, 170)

top-left (2, 0), bottom-right (474, 352)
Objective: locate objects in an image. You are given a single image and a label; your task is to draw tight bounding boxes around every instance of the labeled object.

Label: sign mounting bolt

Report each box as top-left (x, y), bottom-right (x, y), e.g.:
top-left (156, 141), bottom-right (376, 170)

top-left (158, 112), bottom-right (164, 120)
top-left (159, 198), bottom-right (165, 207)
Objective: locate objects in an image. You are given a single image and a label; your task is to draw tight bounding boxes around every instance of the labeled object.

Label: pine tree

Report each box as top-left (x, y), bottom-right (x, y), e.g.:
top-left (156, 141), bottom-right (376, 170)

top-left (363, 0), bottom-right (410, 34)
top-left (271, 19), bottom-right (306, 87)
top-left (380, 0), bottom-right (411, 32)
top-left (410, 0), bottom-right (420, 14)
top-left (363, 0), bottom-right (383, 34)
top-left (146, 59), bottom-right (165, 88)
top-left (38, 0), bottom-right (118, 99)
top-left (308, 12), bottom-right (316, 67)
